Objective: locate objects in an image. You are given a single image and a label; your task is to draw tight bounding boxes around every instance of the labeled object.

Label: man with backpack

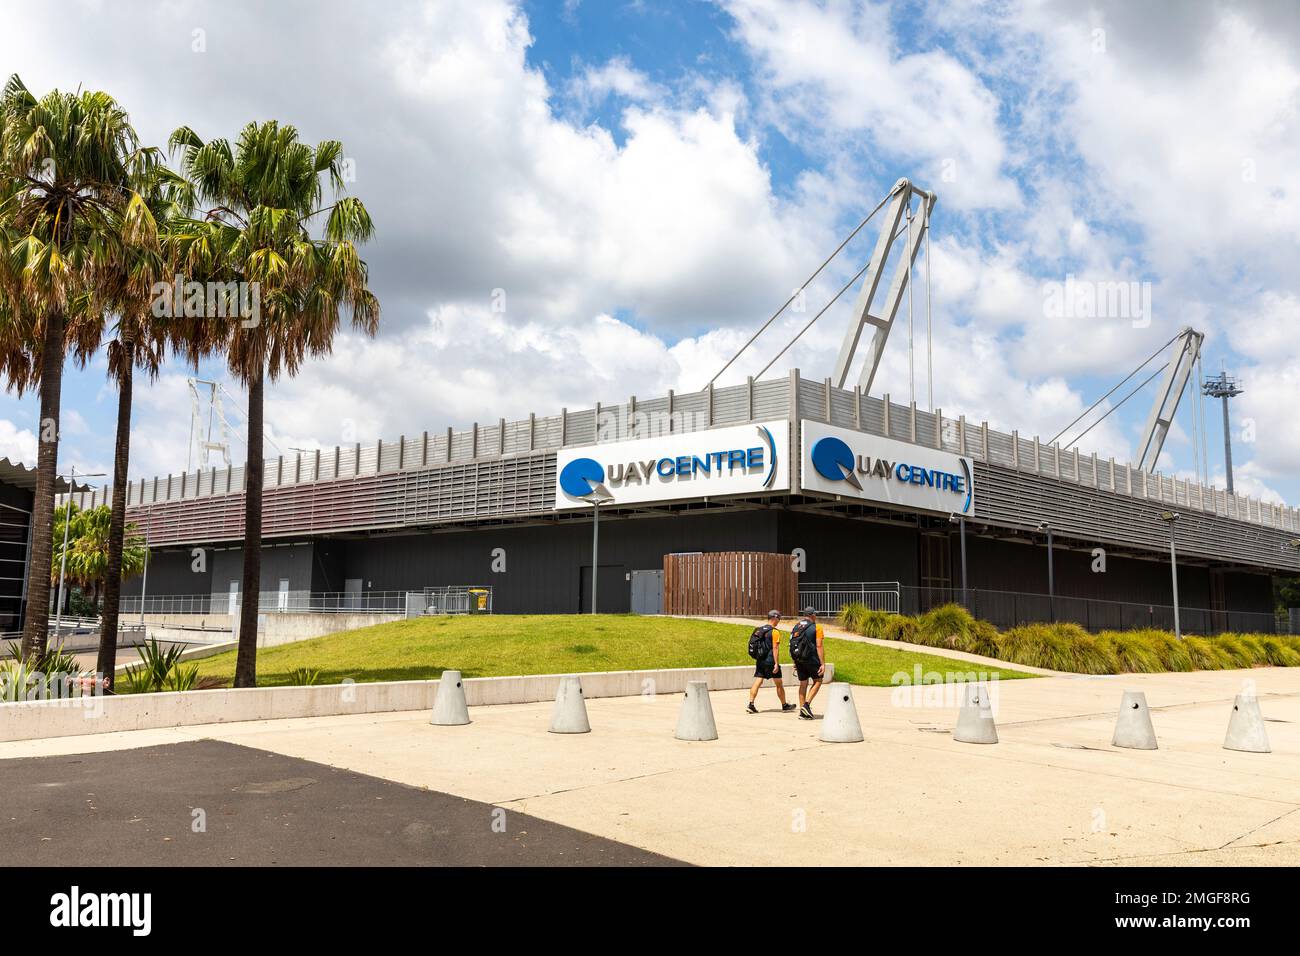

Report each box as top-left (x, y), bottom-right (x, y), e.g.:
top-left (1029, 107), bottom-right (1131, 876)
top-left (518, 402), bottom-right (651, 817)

top-left (788, 606), bottom-right (826, 719)
top-left (747, 610), bottom-right (796, 714)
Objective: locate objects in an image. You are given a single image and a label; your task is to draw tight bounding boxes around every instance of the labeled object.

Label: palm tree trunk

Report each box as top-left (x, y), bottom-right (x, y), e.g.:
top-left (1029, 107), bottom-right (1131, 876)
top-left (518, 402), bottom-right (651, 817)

top-left (97, 341), bottom-right (134, 690)
top-left (20, 310), bottom-right (65, 659)
top-left (234, 361), bottom-right (264, 688)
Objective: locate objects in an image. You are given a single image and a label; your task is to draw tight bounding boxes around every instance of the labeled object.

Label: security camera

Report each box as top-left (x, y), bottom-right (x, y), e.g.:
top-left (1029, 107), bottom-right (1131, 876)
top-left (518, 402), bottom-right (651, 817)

top-left (1160, 511), bottom-right (1180, 522)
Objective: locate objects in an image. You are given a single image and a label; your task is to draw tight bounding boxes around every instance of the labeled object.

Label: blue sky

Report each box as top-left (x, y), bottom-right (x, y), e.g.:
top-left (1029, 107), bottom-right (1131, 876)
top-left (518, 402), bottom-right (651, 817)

top-left (1, 0), bottom-right (1297, 505)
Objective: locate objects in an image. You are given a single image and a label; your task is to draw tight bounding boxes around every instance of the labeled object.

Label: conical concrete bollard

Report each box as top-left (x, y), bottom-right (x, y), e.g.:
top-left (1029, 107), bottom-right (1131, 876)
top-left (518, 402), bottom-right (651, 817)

top-left (674, 680), bottom-right (718, 741)
top-left (953, 681), bottom-right (998, 744)
top-left (1223, 694), bottom-right (1270, 753)
top-left (549, 675), bottom-right (592, 734)
top-left (430, 669), bottom-right (470, 726)
top-left (1112, 690), bottom-right (1157, 750)
top-left (819, 682), bottom-right (865, 743)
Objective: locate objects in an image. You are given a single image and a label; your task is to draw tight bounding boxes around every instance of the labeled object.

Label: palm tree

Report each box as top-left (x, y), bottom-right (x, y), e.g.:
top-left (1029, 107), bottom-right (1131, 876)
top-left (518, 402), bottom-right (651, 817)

top-left (89, 164), bottom-right (194, 687)
top-left (0, 75), bottom-right (144, 658)
top-left (52, 501), bottom-right (147, 614)
top-left (169, 121), bottom-right (378, 687)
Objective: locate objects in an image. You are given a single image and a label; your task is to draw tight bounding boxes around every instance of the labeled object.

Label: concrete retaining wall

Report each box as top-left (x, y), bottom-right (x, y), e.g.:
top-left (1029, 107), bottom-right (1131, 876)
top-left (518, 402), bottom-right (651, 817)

top-left (0, 662), bottom-right (832, 742)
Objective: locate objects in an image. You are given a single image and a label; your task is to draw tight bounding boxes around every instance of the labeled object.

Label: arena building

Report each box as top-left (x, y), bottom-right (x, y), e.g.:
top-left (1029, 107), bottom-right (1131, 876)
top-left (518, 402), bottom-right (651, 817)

top-left (69, 182), bottom-right (1300, 634)
top-left (53, 368), bottom-right (1296, 634)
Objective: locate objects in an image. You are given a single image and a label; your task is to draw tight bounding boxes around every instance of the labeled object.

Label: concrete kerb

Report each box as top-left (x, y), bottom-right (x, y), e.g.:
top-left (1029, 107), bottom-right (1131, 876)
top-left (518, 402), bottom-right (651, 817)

top-left (0, 662), bottom-right (830, 743)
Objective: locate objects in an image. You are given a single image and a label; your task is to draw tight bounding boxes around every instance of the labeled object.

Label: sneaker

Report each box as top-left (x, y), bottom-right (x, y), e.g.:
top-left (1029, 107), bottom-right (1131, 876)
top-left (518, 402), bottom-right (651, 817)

top-left (781, 703), bottom-right (797, 713)
top-left (746, 702), bottom-right (758, 714)
top-left (799, 704), bottom-right (814, 720)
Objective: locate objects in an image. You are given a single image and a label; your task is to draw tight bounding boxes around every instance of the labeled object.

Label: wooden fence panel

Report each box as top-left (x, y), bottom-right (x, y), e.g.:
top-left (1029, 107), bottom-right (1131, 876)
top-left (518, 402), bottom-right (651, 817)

top-left (663, 551), bottom-right (797, 617)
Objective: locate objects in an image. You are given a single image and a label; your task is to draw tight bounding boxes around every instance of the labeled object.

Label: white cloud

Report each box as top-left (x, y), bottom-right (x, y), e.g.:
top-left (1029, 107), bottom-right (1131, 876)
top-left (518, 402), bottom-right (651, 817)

top-left (567, 57), bottom-right (665, 109)
top-left (724, 0), bottom-right (1021, 210)
top-left (0, 420), bottom-right (37, 467)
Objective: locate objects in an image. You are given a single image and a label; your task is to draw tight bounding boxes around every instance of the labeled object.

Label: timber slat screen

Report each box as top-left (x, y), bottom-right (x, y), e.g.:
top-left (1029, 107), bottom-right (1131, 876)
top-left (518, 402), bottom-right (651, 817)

top-left (663, 551), bottom-right (797, 617)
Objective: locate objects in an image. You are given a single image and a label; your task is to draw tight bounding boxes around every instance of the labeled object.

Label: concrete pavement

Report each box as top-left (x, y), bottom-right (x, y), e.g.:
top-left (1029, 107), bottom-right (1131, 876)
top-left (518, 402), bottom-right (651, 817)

top-left (2, 667), bottom-right (1297, 866)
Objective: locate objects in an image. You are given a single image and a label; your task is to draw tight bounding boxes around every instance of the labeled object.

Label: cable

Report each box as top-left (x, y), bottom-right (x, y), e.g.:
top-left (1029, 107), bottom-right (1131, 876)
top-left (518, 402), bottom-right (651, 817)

top-left (706, 192), bottom-right (893, 388)
top-left (1047, 329), bottom-right (1183, 446)
top-left (753, 261), bottom-right (872, 381)
top-left (753, 218), bottom-right (911, 382)
top-left (1197, 354), bottom-right (1209, 482)
top-left (1061, 363), bottom-right (1168, 450)
top-left (924, 199), bottom-right (933, 412)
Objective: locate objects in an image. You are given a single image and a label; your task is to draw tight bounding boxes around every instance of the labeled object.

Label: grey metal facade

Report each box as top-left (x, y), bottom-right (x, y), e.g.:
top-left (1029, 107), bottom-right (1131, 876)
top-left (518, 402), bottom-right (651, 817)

top-left (81, 368), bottom-right (1297, 624)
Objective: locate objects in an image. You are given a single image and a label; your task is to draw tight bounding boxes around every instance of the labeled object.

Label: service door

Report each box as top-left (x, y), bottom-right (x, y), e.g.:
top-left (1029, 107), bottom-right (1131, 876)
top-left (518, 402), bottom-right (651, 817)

top-left (630, 570), bottom-right (664, 615)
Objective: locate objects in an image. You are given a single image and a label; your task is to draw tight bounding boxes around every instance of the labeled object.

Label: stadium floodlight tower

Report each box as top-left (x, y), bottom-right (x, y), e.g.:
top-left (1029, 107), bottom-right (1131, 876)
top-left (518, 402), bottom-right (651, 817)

top-left (832, 178), bottom-right (937, 394)
top-left (1202, 371), bottom-right (1245, 493)
top-left (1135, 328), bottom-right (1204, 473)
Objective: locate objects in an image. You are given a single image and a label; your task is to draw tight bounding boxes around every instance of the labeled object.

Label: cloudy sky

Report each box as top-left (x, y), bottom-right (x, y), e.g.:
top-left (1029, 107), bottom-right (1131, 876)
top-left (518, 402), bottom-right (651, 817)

top-left (1, 0), bottom-right (1297, 504)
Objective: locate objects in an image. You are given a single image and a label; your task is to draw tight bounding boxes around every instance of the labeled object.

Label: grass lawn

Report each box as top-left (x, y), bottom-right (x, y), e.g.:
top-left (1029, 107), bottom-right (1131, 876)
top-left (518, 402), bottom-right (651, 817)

top-left (162, 614), bottom-right (1037, 689)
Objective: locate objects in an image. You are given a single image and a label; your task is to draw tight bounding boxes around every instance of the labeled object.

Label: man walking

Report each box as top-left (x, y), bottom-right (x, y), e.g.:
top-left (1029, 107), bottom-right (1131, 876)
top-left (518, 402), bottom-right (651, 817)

top-left (789, 606), bottom-right (826, 720)
top-left (747, 610), bottom-right (796, 714)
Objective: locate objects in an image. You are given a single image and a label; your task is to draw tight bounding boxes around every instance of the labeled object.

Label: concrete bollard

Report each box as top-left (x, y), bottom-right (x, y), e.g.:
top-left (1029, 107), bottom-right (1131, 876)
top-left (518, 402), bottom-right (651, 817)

top-left (549, 675), bottom-right (592, 734)
top-left (819, 682), bottom-right (865, 743)
top-left (1112, 690), bottom-right (1157, 750)
top-left (674, 680), bottom-right (718, 741)
top-left (430, 669), bottom-right (470, 726)
top-left (953, 681), bottom-right (998, 745)
top-left (1223, 694), bottom-right (1270, 753)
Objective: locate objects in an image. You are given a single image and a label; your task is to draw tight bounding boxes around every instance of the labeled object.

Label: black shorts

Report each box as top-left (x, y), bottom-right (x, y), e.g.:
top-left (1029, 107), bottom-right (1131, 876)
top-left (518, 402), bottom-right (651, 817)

top-left (795, 657), bottom-right (822, 682)
top-left (754, 658), bottom-right (782, 680)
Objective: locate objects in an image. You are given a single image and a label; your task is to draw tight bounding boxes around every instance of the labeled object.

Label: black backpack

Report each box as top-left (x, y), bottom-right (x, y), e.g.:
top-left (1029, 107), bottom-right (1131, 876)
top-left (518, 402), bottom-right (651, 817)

top-left (747, 624), bottom-right (773, 660)
top-left (789, 619), bottom-right (817, 662)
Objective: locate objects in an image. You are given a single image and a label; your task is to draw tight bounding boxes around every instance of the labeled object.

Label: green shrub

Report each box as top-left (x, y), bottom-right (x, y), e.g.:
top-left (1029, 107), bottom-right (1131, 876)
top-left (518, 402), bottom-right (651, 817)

top-left (1097, 631), bottom-right (1164, 673)
top-left (1182, 635), bottom-right (1231, 670)
top-left (1257, 636), bottom-right (1300, 667)
top-left (996, 624), bottom-right (1079, 671)
top-left (1211, 634), bottom-right (1256, 668)
top-left (1233, 634), bottom-right (1268, 665)
top-left (165, 663), bottom-right (200, 692)
top-left (288, 666), bottom-right (321, 686)
top-left (1060, 624), bottom-right (1122, 674)
top-left (1127, 629), bottom-right (1194, 672)
top-left (917, 604), bottom-right (976, 650)
top-left (965, 620), bottom-right (1002, 658)
top-left (837, 602), bottom-right (869, 632)
top-left (120, 638), bottom-right (190, 693)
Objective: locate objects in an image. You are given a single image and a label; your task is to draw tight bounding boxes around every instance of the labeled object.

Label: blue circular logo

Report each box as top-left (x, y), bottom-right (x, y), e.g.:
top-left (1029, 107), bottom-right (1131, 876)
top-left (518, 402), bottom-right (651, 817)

top-left (810, 436), bottom-right (854, 481)
top-left (560, 457), bottom-right (604, 498)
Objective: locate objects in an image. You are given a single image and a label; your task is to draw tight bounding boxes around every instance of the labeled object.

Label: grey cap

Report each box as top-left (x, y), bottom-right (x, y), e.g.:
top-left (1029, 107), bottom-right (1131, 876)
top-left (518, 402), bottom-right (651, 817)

top-left (802, 606), bottom-right (818, 616)
top-left (767, 609), bottom-right (781, 619)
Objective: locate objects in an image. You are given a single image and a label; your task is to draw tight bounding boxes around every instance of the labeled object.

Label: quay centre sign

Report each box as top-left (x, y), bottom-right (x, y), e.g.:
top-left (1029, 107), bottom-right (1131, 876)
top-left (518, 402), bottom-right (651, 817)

top-left (553, 418), bottom-right (973, 516)
top-left (554, 421), bottom-right (791, 509)
top-left (800, 420), bottom-right (975, 516)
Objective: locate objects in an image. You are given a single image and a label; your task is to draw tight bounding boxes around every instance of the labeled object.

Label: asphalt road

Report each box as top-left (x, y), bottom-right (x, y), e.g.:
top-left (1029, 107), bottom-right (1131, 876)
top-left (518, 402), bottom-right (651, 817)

top-left (1, 740), bottom-right (684, 866)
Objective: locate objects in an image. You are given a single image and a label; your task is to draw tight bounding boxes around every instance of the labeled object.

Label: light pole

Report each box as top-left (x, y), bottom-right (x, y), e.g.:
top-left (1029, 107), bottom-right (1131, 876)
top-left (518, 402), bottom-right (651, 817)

top-left (54, 466), bottom-right (106, 640)
top-left (583, 489), bottom-right (615, 614)
top-left (1037, 521), bottom-right (1055, 623)
top-left (949, 514), bottom-right (968, 608)
top-left (1161, 511), bottom-right (1182, 640)
top-left (139, 530), bottom-right (149, 626)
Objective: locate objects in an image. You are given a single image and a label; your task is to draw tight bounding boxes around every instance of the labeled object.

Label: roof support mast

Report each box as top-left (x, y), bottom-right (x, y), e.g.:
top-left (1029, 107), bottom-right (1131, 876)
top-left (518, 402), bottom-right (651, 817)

top-left (1135, 327), bottom-right (1204, 472)
top-left (832, 178), bottom-right (937, 393)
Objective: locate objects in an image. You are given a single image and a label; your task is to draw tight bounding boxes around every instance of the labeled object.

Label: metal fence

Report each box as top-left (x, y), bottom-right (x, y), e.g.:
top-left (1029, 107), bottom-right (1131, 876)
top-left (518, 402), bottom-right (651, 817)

top-left (120, 590), bottom-right (411, 616)
top-left (799, 582), bottom-right (901, 616)
top-left (810, 581), bottom-right (1290, 635)
top-left (899, 585), bottom-right (1286, 635)
top-left (411, 586), bottom-right (494, 616)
